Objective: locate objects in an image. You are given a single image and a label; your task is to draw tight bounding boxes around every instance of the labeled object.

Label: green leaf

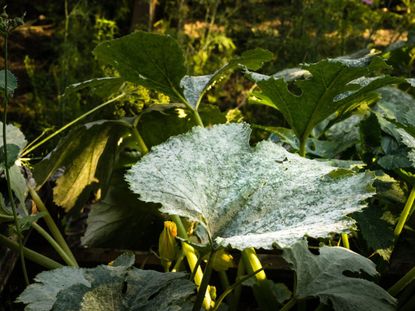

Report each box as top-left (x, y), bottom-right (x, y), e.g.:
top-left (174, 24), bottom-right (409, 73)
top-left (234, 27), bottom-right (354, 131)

top-left (0, 69), bottom-right (18, 95)
top-left (14, 213), bottom-right (46, 233)
top-left (0, 121), bottom-right (27, 151)
top-left (181, 48), bottom-right (273, 109)
top-left (93, 31), bottom-right (186, 101)
top-left (34, 120), bottom-right (129, 211)
top-left (126, 123), bottom-right (375, 250)
top-left (62, 77), bottom-right (124, 99)
top-left (17, 255), bottom-right (196, 311)
top-left (249, 55), bottom-right (403, 147)
top-left (282, 240), bottom-right (396, 311)
top-left (0, 144), bottom-right (20, 168)
top-left (81, 169), bottom-right (162, 249)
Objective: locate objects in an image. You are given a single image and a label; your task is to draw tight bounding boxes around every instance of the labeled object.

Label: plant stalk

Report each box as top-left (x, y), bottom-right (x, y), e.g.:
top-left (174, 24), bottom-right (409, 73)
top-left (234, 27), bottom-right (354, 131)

top-left (388, 265), bottom-right (415, 296)
top-left (341, 233), bottom-right (350, 249)
top-left (2, 32), bottom-right (29, 285)
top-left (394, 186), bottom-right (415, 238)
top-left (0, 234), bottom-right (62, 270)
top-left (131, 125), bottom-right (149, 155)
top-left (21, 93), bottom-right (126, 157)
top-left (28, 186), bottom-right (78, 266)
top-left (31, 222), bottom-right (77, 267)
top-left (192, 251), bottom-right (215, 311)
top-left (229, 259), bottom-right (245, 311)
top-left (280, 298), bottom-right (297, 311)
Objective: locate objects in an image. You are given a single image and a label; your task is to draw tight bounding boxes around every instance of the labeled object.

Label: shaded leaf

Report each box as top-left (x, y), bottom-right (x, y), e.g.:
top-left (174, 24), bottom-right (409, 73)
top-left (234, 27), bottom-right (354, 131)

top-left (17, 254), bottom-right (196, 311)
top-left (81, 169), bottom-right (162, 249)
top-left (0, 121), bottom-right (27, 151)
top-left (0, 144), bottom-right (20, 169)
top-left (93, 31), bottom-right (186, 100)
top-left (0, 70), bottom-right (18, 95)
top-left (282, 240), bottom-right (396, 311)
top-left (249, 55), bottom-right (402, 145)
top-left (126, 123), bottom-right (375, 249)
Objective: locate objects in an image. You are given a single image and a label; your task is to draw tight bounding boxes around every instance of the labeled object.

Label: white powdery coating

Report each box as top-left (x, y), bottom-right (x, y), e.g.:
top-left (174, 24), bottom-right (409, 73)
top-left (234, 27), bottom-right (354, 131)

top-left (180, 74), bottom-right (213, 109)
top-left (126, 123), bottom-right (375, 249)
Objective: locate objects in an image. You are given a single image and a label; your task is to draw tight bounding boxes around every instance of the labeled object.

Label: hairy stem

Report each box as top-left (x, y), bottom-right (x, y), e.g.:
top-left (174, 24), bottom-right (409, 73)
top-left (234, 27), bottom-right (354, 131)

top-left (21, 93), bottom-right (126, 157)
top-left (28, 186), bottom-right (78, 267)
top-left (394, 186), bottom-right (415, 238)
top-left (0, 234), bottom-right (62, 270)
top-left (31, 222), bottom-right (77, 267)
top-left (2, 32), bottom-right (29, 285)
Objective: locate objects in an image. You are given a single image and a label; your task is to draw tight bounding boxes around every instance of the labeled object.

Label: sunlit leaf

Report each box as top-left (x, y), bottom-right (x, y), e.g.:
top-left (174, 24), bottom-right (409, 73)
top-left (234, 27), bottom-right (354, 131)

top-left (126, 123), bottom-right (375, 249)
top-left (62, 77), bottom-right (124, 99)
top-left (248, 55), bottom-right (402, 146)
top-left (282, 240), bottom-right (396, 311)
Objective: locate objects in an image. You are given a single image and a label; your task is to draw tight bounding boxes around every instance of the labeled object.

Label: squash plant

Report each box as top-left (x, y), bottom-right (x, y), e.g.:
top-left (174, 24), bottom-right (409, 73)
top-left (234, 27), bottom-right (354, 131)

top-left (0, 26), bottom-right (414, 310)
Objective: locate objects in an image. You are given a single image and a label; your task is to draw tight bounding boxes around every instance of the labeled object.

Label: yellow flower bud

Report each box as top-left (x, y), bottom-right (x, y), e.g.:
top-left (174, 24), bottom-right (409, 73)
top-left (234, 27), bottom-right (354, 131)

top-left (211, 249), bottom-right (234, 272)
top-left (159, 221), bottom-right (178, 270)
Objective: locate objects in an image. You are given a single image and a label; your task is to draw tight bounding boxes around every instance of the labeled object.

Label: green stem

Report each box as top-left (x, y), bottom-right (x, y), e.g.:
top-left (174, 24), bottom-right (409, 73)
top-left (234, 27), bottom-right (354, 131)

top-left (192, 251), bottom-right (215, 311)
top-left (299, 137), bottom-right (307, 157)
top-left (2, 32), bottom-right (29, 285)
top-left (280, 298), bottom-right (297, 311)
top-left (28, 186), bottom-right (78, 267)
top-left (242, 248), bottom-right (278, 311)
top-left (394, 186), bottom-right (415, 238)
top-left (171, 215), bottom-right (212, 309)
top-left (171, 249), bottom-right (185, 272)
top-left (131, 125), bottom-right (149, 155)
top-left (31, 222), bottom-right (77, 267)
top-left (172, 87), bottom-right (204, 127)
top-left (21, 93), bottom-right (126, 157)
top-left (229, 259), bottom-right (245, 311)
top-left (341, 233), bottom-right (350, 249)
top-left (0, 234), bottom-right (62, 270)
top-left (388, 265), bottom-right (415, 296)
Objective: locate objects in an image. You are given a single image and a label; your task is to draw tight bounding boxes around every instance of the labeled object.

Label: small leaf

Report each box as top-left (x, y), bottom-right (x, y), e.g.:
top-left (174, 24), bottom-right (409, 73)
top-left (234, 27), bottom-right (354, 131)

top-left (93, 31), bottom-right (186, 100)
top-left (0, 69), bottom-right (18, 95)
top-left (248, 55), bottom-right (403, 146)
top-left (126, 123), bottom-right (375, 250)
top-left (0, 121), bottom-right (27, 151)
top-left (0, 144), bottom-right (20, 168)
top-left (282, 240), bottom-right (396, 311)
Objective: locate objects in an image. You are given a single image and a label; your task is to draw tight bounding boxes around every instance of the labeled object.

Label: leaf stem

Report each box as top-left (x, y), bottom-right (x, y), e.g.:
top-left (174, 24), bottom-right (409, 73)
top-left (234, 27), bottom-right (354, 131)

top-left (130, 125), bottom-right (149, 155)
top-left (0, 234), bottom-right (62, 270)
top-left (21, 93), bottom-right (126, 157)
top-left (299, 137), bottom-right (307, 157)
top-left (341, 233), bottom-right (350, 249)
top-left (394, 186), bottom-right (415, 238)
top-left (280, 298), bottom-right (297, 311)
top-left (388, 265), bottom-right (415, 296)
top-left (28, 186), bottom-right (78, 267)
top-left (2, 32), bottom-right (29, 285)
top-left (31, 222), bottom-right (77, 267)
top-left (229, 259), bottom-right (245, 311)
top-left (192, 251), bottom-right (215, 311)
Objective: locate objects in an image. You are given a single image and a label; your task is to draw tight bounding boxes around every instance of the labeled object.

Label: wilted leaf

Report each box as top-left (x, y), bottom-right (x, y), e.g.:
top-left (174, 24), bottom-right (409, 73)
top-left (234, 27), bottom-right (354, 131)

top-left (93, 31), bottom-right (186, 100)
top-left (0, 70), bottom-right (18, 95)
top-left (126, 123), bottom-right (375, 249)
top-left (17, 254), bottom-right (196, 311)
top-left (34, 120), bottom-right (129, 211)
top-left (249, 55), bottom-right (402, 147)
top-left (282, 240), bottom-right (396, 311)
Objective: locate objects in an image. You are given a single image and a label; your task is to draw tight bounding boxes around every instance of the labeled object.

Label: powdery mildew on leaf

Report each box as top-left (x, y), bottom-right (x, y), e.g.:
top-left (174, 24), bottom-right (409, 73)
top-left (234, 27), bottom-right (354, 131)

top-left (126, 123), bottom-right (375, 249)
top-left (283, 240), bottom-right (396, 311)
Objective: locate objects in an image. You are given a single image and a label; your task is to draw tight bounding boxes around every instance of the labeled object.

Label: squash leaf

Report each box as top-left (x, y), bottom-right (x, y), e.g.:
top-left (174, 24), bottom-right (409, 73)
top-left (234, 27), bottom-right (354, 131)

top-left (126, 123), bottom-right (375, 249)
top-left (282, 240), bottom-right (396, 311)
top-left (0, 69), bottom-right (18, 95)
top-left (248, 55), bottom-right (403, 147)
top-left (17, 253), bottom-right (195, 311)
top-left (93, 31), bottom-right (186, 101)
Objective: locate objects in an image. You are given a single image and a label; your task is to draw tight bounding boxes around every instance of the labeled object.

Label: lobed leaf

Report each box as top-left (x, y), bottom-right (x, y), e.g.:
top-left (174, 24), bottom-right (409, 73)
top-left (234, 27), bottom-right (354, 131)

top-left (282, 240), bottom-right (396, 311)
top-left (248, 55), bottom-right (403, 145)
top-left (17, 254), bottom-right (196, 311)
top-left (126, 123), bottom-right (375, 249)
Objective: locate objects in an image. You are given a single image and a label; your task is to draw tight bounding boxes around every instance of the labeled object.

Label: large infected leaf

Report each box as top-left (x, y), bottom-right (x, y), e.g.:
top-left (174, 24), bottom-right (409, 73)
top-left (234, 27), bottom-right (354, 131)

top-left (249, 55), bottom-right (403, 144)
top-left (93, 31), bottom-right (186, 100)
top-left (181, 48), bottom-right (273, 109)
top-left (283, 240), bottom-right (396, 311)
top-left (126, 123), bottom-right (375, 249)
top-left (17, 253), bottom-right (195, 311)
